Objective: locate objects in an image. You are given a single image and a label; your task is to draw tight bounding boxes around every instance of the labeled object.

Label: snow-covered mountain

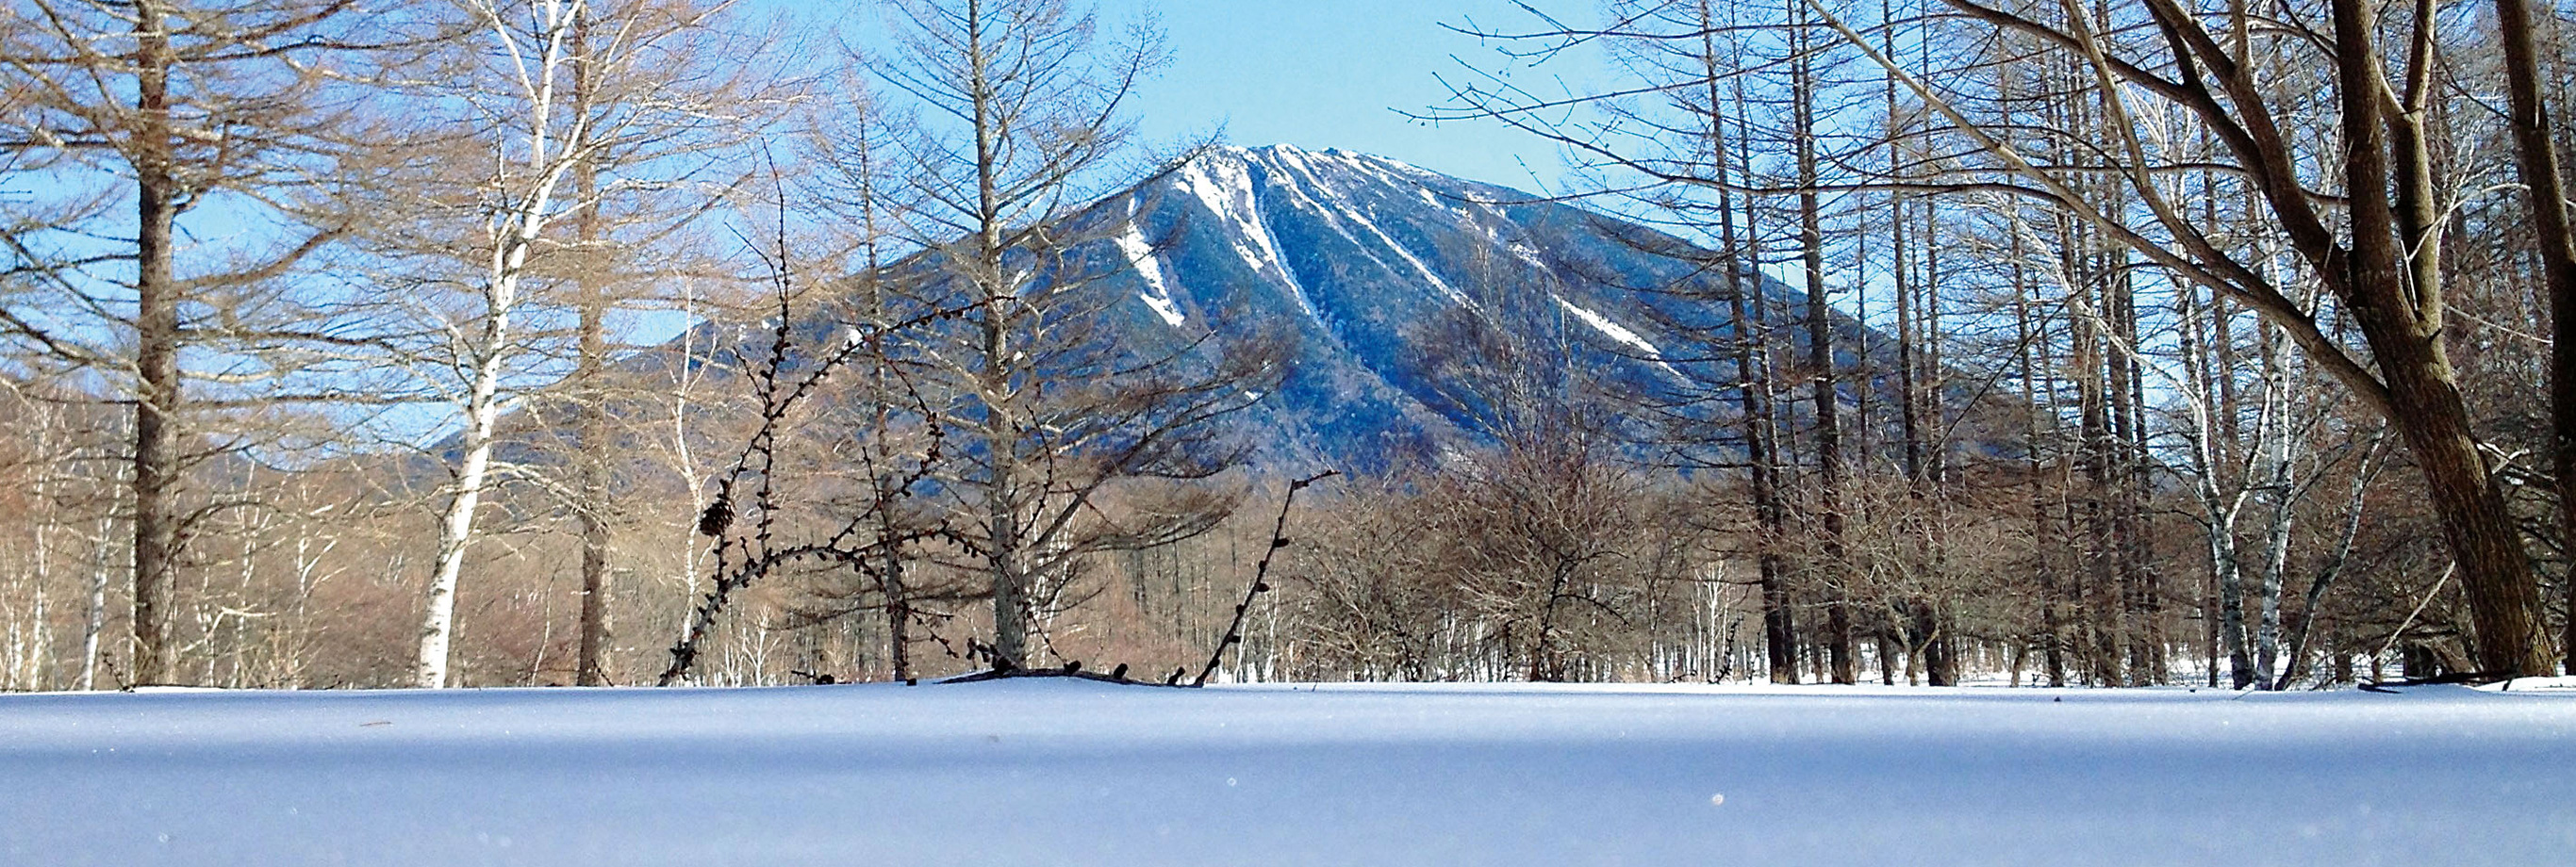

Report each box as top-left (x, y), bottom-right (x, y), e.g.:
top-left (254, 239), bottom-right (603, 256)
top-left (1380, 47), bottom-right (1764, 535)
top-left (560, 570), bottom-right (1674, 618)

top-left (1064, 143), bottom-right (1874, 471)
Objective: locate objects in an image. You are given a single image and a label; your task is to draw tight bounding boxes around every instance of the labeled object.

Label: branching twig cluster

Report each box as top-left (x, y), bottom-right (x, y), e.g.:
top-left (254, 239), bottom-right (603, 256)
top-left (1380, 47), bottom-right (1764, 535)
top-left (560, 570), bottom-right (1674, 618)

top-left (1193, 470), bottom-right (1337, 687)
top-left (657, 212), bottom-right (978, 686)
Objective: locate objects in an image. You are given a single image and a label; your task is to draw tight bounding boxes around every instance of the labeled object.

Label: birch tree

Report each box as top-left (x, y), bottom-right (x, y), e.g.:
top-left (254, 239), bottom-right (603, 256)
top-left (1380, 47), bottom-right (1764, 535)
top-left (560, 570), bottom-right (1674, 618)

top-left (391, 0), bottom-right (783, 688)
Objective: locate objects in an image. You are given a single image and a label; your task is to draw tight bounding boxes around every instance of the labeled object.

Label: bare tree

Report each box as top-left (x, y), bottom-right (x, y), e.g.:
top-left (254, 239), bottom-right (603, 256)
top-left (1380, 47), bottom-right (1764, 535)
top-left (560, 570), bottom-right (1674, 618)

top-left (1818, 0), bottom-right (2553, 675)
top-left (378, 0), bottom-right (786, 688)
top-left (0, 0), bottom-right (408, 684)
top-left (870, 0), bottom-right (1281, 667)
top-left (2493, 0), bottom-right (2576, 675)
top-left (1442, 0), bottom-right (2556, 676)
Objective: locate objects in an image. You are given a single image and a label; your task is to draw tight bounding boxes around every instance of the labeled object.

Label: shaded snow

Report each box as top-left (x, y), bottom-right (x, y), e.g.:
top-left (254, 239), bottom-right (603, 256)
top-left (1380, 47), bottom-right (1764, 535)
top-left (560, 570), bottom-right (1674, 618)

top-left (3, 681), bottom-right (2571, 866)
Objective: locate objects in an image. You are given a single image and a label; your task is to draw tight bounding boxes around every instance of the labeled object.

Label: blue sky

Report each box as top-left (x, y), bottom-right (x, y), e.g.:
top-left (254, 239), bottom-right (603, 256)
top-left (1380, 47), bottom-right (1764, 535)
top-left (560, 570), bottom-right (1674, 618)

top-left (808, 0), bottom-right (1597, 193)
top-left (1105, 0), bottom-right (1586, 192)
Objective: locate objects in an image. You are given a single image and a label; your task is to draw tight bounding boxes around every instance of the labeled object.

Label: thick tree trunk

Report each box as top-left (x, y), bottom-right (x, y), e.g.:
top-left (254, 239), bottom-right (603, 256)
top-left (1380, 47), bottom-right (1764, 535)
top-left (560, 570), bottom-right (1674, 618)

top-left (2329, 0), bottom-right (2551, 677)
top-left (129, 3), bottom-right (180, 686)
top-left (2374, 345), bottom-right (2551, 674)
top-left (574, 373), bottom-right (612, 685)
top-left (573, 310), bottom-right (613, 685)
top-left (2494, 0), bottom-right (2576, 675)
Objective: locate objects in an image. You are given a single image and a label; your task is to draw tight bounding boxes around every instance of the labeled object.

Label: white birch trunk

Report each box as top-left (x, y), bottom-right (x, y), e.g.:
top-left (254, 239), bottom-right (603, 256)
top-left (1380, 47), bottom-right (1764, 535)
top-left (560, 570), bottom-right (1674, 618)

top-left (25, 417), bottom-right (54, 691)
top-left (2252, 324), bottom-right (2301, 688)
top-left (415, 276), bottom-right (516, 688)
top-left (78, 515), bottom-right (111, 691)
top-left (669, 281), bottom-right (709, 653)
top-left (414, 0), bottom-right (586, 689)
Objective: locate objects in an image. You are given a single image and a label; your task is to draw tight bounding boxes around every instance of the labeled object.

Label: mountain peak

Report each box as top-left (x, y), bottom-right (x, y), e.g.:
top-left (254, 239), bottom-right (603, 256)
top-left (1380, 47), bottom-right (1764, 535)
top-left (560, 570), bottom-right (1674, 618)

top-left (1082, 140), bottom-right (1845, 470)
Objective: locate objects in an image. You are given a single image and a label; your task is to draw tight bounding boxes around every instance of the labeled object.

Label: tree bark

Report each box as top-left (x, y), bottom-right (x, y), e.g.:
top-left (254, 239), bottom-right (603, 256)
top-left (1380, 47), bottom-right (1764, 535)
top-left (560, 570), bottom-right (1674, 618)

top-left (129, 0), bottom-right (181, 686)
top-left (2495, 0), bottom-right (2576, 674)
top-left (1792, 11), bottom-right (1854, 685)
top-left (962, 0), bottom-right (1031, 667)
top-left (570, 8), bottom-right (613, 687)
top-left (2328, 0), bottom-right (2550, 676)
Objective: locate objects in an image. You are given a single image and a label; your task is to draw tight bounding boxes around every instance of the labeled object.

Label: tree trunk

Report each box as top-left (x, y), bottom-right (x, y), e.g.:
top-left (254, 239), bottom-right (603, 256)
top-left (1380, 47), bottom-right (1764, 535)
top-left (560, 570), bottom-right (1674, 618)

top-left (2009, 209), bottom-right (2066, 688)
top-left (2329, 0), bottom-right (2551, 677)
top-left (129, 2), bottom-right (180, 686)
top-left (79, 515), bottom-right (112, 691)
top-left (2495, 0), bottom-right (2576, 675)
top-left (1792, 12), bottom-right (1854, 685)
top-left (965, 1), bottom-right (1030, 667)
top-left (2251, 324), bottom-right (2297, 688)
top-left (418, 267), bottom-right (516, 688)
top-left (1713, 61), bottom-right (1796, 686)
top-left (570, 9), bottom-right (614, 688)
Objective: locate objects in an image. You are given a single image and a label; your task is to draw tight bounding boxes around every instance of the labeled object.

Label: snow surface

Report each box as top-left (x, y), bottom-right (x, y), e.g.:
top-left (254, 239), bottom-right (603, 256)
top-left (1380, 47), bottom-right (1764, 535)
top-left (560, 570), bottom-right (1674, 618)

top-left (4, 681), bottom-right (2571, 866)
top-left (1174, 155), bottom-right (1311, 314)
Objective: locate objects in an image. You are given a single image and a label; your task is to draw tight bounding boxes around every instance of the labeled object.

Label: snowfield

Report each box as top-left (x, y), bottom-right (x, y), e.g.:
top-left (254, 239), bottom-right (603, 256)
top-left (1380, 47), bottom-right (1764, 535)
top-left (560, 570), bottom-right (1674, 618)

top-left (4, 680), bottom-right (2572, 866)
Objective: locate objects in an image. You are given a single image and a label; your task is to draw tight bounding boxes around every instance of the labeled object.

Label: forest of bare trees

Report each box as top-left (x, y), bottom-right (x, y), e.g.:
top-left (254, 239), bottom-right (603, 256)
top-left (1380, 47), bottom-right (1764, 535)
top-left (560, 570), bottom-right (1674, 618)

top-left (2, 0), bottom-right (2571, 692)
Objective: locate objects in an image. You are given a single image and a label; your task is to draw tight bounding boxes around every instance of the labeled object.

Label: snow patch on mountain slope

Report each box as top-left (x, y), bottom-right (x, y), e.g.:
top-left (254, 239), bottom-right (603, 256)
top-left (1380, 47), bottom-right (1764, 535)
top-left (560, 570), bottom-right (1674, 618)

top-left (1249, 147), bottom-right (1467, 306)
top-left (1115, 221), bottom-right (1184, 327)
top-left (1341, 207), bottom-right (1465, 304)
top-left (1554, 293), bottom-right (1686, 381)
top-left (1552, 294), bottom-right (1660, 355)
top-left (1175, 155), bottom-right (1316, 318)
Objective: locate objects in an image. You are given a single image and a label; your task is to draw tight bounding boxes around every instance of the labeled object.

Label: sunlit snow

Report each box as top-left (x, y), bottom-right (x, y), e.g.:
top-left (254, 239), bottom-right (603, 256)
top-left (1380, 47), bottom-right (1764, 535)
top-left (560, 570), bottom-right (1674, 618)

top-left (1116, 221), bottom-right (1186, 327)
top-left (1174, 155), bottom-right (1317, 318)
top-left (1247, 145), bottom-right (1468, 306)
top-left (1553, 293), bottom-right (1689, 382)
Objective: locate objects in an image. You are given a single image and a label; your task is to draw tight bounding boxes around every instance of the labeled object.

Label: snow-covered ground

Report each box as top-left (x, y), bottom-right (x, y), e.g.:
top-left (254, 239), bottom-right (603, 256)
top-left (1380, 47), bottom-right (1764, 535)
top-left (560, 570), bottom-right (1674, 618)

top-left (4, 680), bottom-right (2571, 866)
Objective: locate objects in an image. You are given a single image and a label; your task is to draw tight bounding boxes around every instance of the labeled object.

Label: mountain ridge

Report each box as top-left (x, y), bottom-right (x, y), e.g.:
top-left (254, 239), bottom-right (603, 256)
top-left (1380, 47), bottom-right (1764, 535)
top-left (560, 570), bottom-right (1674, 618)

top-left (1069, 142), bottom-right (1871, 471)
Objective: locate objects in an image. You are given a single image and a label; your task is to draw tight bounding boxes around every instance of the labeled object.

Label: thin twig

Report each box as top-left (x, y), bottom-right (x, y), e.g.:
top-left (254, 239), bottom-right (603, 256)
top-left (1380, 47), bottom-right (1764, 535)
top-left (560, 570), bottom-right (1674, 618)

top-left (1194, 470), bottom-right (1337, 687)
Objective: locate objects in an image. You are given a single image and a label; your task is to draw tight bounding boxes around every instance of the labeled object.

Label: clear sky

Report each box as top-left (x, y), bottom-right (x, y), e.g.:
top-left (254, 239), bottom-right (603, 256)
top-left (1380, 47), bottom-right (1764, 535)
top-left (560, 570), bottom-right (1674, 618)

top-left (810, 0), bottom-right (1597, 193)
top-left (1104, 0), bottom-right (1586, 192)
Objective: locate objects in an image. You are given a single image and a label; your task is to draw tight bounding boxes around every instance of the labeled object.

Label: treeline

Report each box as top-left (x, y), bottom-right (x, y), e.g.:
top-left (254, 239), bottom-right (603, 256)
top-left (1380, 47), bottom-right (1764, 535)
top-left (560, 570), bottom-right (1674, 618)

top-left (3, 0), bottom-right (2572, 691)
top-left (0, 0), bottom-right (1280, 690)
top-left (1411, 0), bottom-right (2575, 685)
